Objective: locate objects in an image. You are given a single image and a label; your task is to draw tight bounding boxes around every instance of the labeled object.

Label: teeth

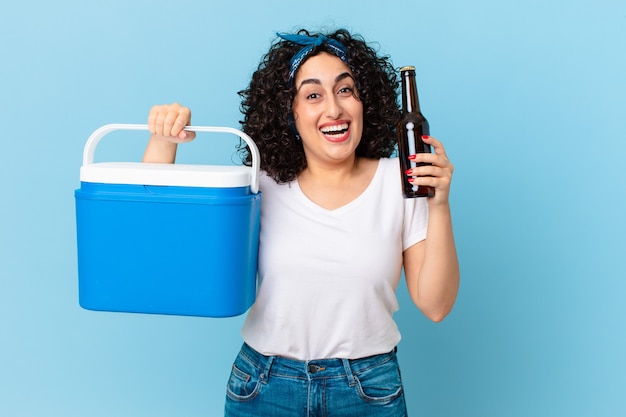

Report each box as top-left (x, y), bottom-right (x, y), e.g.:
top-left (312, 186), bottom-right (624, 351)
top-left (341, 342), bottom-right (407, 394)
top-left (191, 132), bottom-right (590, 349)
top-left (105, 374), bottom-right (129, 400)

top-left (321, 123), bottom-right (349, 134)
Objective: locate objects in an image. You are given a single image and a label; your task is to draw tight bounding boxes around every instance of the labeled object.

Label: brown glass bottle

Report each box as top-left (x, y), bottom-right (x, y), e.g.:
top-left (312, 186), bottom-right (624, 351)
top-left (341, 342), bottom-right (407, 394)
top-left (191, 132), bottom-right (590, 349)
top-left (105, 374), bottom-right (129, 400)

top-left (397, 66), bottom-right (434, 198)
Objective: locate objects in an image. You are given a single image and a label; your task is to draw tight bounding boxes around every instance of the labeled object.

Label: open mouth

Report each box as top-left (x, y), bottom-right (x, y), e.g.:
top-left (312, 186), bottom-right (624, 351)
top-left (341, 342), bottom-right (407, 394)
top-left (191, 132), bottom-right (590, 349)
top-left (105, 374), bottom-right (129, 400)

top-left (320, 122), bottom-right (350, 140)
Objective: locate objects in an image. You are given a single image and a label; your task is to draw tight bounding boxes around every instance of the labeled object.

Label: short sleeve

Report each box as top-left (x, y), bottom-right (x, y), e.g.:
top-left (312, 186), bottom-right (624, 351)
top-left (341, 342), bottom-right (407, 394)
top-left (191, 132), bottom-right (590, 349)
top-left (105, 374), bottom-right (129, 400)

top-left (402, 196), bottom-right (428, 251)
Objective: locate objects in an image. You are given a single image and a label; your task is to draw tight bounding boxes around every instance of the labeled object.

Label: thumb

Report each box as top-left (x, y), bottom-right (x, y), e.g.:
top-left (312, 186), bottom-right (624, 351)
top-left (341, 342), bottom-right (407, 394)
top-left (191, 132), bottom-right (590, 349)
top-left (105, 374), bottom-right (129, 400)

top-left (178, 128), bottom-right (196, 141)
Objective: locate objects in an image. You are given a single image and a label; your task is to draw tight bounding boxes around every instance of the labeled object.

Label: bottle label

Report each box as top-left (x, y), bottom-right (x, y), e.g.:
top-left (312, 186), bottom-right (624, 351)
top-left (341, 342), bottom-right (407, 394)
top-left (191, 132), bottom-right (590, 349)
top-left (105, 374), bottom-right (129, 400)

top-left (405, 122), bottom-right (418, 192)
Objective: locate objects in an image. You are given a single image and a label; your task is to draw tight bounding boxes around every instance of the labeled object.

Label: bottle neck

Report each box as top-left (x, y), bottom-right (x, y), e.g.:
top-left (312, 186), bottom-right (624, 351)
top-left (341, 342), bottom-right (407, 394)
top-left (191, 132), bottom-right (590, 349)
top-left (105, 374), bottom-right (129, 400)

top-left (401, 70), bottom-right (421, 114)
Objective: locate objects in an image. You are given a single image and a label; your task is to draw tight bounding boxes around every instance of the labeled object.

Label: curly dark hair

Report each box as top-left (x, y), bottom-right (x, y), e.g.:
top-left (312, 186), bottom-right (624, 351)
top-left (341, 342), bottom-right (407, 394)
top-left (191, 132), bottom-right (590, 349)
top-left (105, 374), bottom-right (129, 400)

top-left (237, 29), bottom-right (400, 183)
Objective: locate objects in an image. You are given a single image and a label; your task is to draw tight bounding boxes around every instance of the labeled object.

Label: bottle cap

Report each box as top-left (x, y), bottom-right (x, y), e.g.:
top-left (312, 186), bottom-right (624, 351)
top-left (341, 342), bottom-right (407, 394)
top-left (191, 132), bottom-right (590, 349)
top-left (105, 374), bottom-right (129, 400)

top-left (400, 65), bottom-right (415, 71)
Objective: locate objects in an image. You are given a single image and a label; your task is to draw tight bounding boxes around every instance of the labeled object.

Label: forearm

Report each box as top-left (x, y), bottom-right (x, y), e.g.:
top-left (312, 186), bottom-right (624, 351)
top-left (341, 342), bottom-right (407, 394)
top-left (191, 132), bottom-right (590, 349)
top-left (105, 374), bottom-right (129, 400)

top-left (410, 203), bottom-right (460, 321)
top-left (142, 135), bottom-right (178, 163)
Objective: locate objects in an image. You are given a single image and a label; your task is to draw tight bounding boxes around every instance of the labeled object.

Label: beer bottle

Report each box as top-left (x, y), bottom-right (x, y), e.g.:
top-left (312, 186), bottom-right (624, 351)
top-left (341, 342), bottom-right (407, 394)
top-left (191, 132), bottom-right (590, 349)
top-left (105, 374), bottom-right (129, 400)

top-left (397, 66), bottom-right (434, 198)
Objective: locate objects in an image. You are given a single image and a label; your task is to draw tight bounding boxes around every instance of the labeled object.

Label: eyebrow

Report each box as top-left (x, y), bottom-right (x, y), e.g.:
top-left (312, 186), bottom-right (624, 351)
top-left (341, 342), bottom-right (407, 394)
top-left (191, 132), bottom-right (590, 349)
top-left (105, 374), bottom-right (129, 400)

top-left (297, 72), bottom-right (354, 90)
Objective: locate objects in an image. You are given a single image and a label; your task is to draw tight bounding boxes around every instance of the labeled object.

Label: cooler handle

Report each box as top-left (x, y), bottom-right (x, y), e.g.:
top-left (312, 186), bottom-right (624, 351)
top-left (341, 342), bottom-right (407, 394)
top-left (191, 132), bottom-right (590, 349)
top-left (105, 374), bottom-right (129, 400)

top-left (82, 123), bottom-right (261, 194)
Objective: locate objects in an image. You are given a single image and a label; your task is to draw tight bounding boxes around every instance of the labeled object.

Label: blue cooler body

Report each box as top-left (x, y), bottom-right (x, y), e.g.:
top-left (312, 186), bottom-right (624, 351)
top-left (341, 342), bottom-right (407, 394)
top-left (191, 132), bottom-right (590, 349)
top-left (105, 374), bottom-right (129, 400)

top-left (75, 124), bottom-right (261, 317)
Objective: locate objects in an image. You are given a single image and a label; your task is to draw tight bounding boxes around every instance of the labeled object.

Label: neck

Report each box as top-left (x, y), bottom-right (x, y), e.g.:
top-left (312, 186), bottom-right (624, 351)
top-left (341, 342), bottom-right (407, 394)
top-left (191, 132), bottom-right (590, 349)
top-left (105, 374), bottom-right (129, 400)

top-left (300, 155), bottom-right (360, 185)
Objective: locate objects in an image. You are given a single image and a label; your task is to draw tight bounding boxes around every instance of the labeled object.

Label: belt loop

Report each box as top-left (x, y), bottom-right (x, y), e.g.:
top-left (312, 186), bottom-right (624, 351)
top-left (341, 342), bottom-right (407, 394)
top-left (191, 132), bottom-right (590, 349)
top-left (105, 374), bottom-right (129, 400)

top-left (341, 358), bottom-right (357, 386)
top-left (260, 355), bottom-right (275, 383)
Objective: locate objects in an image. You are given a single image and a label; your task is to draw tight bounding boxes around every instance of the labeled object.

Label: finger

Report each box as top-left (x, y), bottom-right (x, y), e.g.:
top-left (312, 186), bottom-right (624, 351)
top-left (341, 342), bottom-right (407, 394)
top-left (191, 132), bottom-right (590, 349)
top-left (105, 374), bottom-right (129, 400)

top-left (172, 109), bottom-right (192, 138)
top-left (147, 105), bottom-right (161, 135)
top-left (409, 153), bottom-right (450, 168)
top-left (422, 135), bottom-right (448, 159)
top-left (178, 129), bottom-right (196, 141)
top-left (154, 113), bottom-right (165, 137)
top-left (407, 164), bottom-right (440, 178)
top-left (408, 169), bottom-right (452, 192)
top-left (406, 161), bottom-right (454, 186)
top-left (163, 111), bottom-right (179, 137)
top-left (152, 106), bottom-right (170, 137)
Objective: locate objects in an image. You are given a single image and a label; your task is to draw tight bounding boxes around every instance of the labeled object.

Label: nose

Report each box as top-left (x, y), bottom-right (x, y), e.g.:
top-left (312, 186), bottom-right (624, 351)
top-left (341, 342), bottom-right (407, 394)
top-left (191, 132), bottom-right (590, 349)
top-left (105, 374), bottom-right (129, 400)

top-left (325, 96), bottom-right (343, 119)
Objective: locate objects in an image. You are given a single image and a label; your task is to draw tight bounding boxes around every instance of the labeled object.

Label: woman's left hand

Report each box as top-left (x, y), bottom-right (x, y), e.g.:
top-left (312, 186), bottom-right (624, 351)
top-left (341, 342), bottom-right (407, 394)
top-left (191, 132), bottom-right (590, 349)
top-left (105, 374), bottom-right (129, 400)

top-left (406, 135), bottom-right (454, 206)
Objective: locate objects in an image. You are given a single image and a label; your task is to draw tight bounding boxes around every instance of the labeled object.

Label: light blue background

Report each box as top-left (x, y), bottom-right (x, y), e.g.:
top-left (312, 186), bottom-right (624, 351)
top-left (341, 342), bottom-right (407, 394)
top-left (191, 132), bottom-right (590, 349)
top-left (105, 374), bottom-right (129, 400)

top-left (1, 1), bottom-right (625, 416)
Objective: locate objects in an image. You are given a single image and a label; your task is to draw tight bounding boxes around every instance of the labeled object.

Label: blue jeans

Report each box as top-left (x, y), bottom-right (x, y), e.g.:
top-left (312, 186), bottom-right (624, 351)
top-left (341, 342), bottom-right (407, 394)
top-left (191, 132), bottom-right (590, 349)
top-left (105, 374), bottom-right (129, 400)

top-left (224, 343), bottom-right (408, 416)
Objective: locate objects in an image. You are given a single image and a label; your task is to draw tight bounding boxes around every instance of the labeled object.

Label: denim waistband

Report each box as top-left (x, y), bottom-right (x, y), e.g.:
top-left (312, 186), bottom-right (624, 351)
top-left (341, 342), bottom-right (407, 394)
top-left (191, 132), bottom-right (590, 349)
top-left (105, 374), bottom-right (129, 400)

top-left (238, 343), bottom-right (398, 381)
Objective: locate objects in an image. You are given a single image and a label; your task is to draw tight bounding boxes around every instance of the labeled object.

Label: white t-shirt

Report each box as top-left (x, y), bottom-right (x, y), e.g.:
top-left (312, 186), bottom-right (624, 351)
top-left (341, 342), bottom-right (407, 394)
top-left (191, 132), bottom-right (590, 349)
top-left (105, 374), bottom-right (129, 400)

top-left (241, 157), bottom-right (428, 360)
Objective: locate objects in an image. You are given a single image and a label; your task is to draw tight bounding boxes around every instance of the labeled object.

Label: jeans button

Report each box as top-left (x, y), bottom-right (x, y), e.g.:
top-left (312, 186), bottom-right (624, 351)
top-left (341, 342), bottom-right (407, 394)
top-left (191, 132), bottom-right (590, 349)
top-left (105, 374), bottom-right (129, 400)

top-left (308, 364), bottom-right (325, 373)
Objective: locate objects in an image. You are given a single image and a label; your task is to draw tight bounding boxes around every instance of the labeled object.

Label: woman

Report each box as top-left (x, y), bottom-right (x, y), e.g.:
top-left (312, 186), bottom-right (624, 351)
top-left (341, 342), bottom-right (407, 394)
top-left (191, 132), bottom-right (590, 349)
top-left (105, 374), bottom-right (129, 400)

top-left (143, 29), bottom-right (459, 417)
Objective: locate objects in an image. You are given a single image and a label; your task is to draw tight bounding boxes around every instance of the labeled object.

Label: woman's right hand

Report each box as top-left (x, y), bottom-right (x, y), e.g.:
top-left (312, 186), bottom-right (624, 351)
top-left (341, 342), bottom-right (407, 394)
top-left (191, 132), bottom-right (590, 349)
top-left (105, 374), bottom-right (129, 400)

top-left (147, 102), bottom-right (196, 143)
top-left (143, 103), bottom-right (195, 163)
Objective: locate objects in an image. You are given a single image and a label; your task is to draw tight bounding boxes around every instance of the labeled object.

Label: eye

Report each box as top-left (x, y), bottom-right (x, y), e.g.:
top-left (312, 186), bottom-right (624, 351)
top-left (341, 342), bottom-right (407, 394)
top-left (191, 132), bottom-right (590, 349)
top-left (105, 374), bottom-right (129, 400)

top-left (306, 92), bottom-right (321, 100)
top-left (337, 86), bottom-right (355, 96)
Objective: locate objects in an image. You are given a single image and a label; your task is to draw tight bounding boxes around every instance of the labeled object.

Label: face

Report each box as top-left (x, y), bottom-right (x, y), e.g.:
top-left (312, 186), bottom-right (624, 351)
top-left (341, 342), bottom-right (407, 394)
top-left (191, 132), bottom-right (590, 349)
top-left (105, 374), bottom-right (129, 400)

top-left (292, 52), bottom-right (363, 167)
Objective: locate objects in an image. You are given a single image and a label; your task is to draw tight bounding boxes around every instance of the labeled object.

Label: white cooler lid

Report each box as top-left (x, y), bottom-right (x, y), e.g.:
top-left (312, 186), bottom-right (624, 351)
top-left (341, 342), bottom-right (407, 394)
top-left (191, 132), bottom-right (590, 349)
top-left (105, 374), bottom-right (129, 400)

top-left (80, 162), bottom-right (252, 188)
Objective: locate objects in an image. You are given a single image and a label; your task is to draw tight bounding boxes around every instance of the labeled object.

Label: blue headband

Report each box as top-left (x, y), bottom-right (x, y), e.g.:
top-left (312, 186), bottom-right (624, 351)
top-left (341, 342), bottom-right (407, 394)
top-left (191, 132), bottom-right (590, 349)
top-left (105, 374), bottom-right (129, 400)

top-left (276, 32), bottom-right (349, 85)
